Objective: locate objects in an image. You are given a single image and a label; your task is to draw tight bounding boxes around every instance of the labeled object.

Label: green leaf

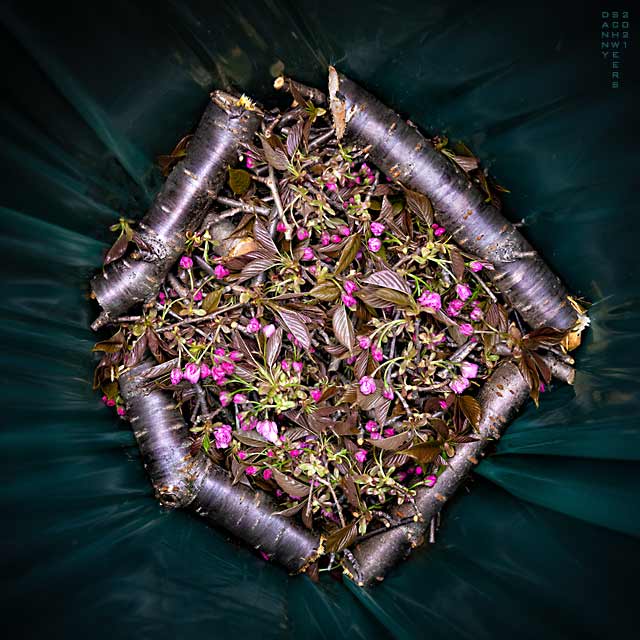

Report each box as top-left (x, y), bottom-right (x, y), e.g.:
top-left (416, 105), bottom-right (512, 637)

top-left (332, 304), bottom-right (355, 350)
top-left (202, 432), bottom-right (211, 453)
top-left (404, 189), bottom-right (434, 226)
top-left (272, 469), bottom-right (311, 497)
top-left (333, 233), bottom-right (361, 275)
top-left (362, 269), bottom-right (411, 294)
top-left (309, 282), bottom-right (341, 302)
top-left (325, 520), bottom-right (359, 554)
top-left (398, 442), bottom-right (441, 464)
top-left (228, 168), bottom-right (252, 195)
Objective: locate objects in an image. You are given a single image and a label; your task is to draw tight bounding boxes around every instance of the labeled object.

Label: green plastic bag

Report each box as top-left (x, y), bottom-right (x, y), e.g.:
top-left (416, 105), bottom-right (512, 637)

top-left (1, 1), bottom-right (638, 638)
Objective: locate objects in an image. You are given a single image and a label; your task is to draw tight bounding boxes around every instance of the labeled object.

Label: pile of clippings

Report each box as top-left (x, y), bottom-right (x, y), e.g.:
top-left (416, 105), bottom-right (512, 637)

top-left (93, 81), bottom-right (568, 560)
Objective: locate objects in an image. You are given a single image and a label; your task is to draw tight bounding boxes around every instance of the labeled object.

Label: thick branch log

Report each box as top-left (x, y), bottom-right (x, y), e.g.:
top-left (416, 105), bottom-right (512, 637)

top-left (119, 360), bottom-right (321, 573)
top-left (328, 67), bottom-right (577, 332)
top-left (91, 92), bottom-right (261, 319)
top-left (344, 355), bottom-right (573, 586)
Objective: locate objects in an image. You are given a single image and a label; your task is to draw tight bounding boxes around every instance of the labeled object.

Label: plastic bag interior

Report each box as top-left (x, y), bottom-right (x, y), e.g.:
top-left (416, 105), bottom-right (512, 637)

top-left (1, 1), bottom-right (639, 637)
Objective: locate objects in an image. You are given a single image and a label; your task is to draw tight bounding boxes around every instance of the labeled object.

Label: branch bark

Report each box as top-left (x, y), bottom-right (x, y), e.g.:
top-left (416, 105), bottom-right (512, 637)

top-left (343, 353), bottom-right (574, 586)
top-left (119, 360), bottom-right (322, 573)
top-left (328, 67), bottom-right (578, 332)
top-left (91, 92), bottom-right (261, 319)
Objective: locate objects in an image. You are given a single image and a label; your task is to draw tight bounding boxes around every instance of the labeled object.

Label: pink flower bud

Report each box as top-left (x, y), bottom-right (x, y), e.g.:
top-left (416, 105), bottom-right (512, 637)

top-left (355, 449), bottom-right (367, 463)
top-left (301, 247), bottom-right (314, 261)
top-left (331, 234), bottom-right (342, 244)
top-left (367, 237), bottom-right (382, 252)
top-left (469, 261), bottom-right (483, 272)
top-left (263, 468), bottom-right (273, 480)
top-left (447, 299), bottom-right (464, 317)
top-left (247, 317), bottom-right (261, 333)
top-left (459, 323), bottom-right (474, 336)
top-left (342, 293), bottom-right (357, 309)
top-left (384, 428), bottom-right (395, 437)
top-left (233, 393), bottom-right (247, 405)
top-left (219, 392), bottom-right (230, 407)
top-left (170, 367), bottom-right (183, 385)
top-left (320, 232), bottom-right (330, 246)
top-left (382, 387), bottom-right (394, 400)
top-left (370, 222), bottom-right (385, 236)
top-left (193, 290), bottom-right (203, 301)
top-left (117, 406), bottom-right (126, 416)
top-left (371, 345), bottom-right (384, 362)
top-left (365, 420), bottom-right (378, 433)
top-left (310, 388), bottom-right (323, 402)
top-left (229, 351), bottom-right (242, 361)
top-left (470, 307), bottom-right (484, 321)
top-left (262, 323), bottom-right (276, 338)
top-left (426, 474), bottom-right (437, 487)
top-left (456, 283), bottom-right (472, 301)
top-left (200, 363), bottom-right (211, 379)
top-left (245, 466), bottom-right (258, 476)
top-left (339, 226), bottom-right (351, 237)
top-left (277, 222), bottom-right (288, 233)
top-left (296, 228), bottom-right (309, 241)
top-left (214, 264), bottom-right (229, 279)
top-left (344, 280), bottom-right (358, 294)
top-left (179, 255), bottom-right (193, 269)
top-left (238, 450), bottom-right (247, 460)
top-left (358, 336), bottom-right (371, 350)
top-left (183, 363), bottom-right (200, 384)
top-left (326, 182), bottom-right (337, 191)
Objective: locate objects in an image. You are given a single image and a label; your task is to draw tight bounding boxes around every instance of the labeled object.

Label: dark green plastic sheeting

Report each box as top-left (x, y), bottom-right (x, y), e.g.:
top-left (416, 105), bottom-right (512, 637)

top-left (1, 1), bottom-right (639, 638)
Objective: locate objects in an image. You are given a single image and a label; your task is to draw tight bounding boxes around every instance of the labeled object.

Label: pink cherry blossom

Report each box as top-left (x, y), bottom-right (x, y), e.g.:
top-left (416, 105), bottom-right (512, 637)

top-left (359, 376), bottom-right (376, 395)
top-left (302, 247), bottom-right (314, 261)
top-left (355, 450), bottom-right (367, 463)
top-left (238, 450), bottom-right (247, 460)
top-left (245, 465), bottom-right (258, 476)
top-left (470, 307), bottom-right (484, 321)
top-left (179, 255), bottom-right (193, 269)
top-left (461, 362), bottom-right (478, 379)
top-left (256, 420), bottom-right (279, 444)
top-left (469, 261), bottom-right (483, 272)
top-left (320, 232), bottom-right (330, 246)
top-left (418, 291), bottom-right (442, 310)
top-left (368, 237), bottom-right (382, 252)
top-left (449, 376), bottom-right (470, 394)
top-left (263, 468), bottom-right (273, 480)
top-left (233, 393), bottom-right (247, 405)
top-left (219, 392), bottom-right (230, 407)
top-left (371, 345), bottom-right (384, 362)
top-left (200, 363), bottom-right (211, 379)
top-left (358, 336), bottom-right (371, 350)
top-left (214, 424), bottom-right (232, 449)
